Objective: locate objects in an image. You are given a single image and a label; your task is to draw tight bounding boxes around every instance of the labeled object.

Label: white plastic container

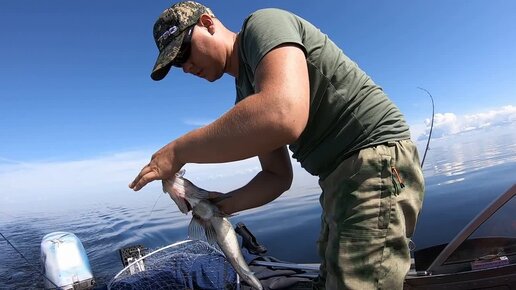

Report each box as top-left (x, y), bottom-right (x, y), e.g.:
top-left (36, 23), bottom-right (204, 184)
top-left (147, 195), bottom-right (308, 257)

top-left (40, 232), bottom-right (95, 289)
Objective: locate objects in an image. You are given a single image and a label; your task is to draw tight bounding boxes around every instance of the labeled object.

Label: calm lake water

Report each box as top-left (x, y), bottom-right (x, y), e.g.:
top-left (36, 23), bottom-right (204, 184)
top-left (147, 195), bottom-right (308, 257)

top-left (1, 123), bottom-right (515, 289)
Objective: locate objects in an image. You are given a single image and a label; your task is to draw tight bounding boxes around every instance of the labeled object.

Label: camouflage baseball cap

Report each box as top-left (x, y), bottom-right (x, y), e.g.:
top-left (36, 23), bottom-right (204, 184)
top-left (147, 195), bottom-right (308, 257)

top-left (151, 1), bottom-right (215, 81)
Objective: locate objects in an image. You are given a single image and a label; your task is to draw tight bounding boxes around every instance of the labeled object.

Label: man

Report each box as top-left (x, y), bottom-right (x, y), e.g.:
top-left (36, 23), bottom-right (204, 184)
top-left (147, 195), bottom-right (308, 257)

top-left (129, 1), bottom-right (424, 289)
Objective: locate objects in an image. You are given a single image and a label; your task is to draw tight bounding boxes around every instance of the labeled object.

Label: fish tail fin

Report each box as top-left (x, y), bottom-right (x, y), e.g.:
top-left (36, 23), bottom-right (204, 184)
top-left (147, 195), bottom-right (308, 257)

top-left (240, 269), bottom-right (263, 290)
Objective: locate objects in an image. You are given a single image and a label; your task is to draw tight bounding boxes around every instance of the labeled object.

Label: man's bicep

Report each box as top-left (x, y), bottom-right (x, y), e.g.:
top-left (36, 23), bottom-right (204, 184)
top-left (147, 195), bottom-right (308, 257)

top-left (254, 44), bottom-right (308, 94)
top-left (254, 44), bottom-right (310, 140)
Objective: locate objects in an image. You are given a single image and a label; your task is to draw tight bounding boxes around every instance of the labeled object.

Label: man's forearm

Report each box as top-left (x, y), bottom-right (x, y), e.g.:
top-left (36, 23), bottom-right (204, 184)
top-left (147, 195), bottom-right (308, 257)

top-left (217, 169), bottom-right (292, 214)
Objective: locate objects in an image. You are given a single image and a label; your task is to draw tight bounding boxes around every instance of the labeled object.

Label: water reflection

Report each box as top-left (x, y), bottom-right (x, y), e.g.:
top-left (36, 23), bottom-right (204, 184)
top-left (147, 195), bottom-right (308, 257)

top-left (415, 123), bottom-right (516, 250)
top-left (423, 124), bottom-right (516, 181)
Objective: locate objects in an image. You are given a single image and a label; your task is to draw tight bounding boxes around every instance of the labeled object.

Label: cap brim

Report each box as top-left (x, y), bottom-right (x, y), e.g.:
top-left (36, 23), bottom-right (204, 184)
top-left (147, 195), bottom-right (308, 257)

top-left (150, 32), bottom-right (186, 81)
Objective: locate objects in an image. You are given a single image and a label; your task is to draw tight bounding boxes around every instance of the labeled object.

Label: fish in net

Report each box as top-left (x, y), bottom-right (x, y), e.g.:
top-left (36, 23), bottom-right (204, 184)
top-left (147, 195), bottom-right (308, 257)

top-left (108, 240), bottom-right (237, 290)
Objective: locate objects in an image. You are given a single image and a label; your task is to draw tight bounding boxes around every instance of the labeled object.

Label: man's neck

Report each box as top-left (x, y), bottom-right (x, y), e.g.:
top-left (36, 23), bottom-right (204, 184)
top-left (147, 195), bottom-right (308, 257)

top-left (224, 32), bottom-right (239, 78)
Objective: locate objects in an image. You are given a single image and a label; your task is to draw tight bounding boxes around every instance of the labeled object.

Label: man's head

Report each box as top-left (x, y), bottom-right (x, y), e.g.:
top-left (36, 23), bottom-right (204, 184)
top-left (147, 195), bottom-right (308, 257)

top-left (151, 1), bottom-right (215, 81)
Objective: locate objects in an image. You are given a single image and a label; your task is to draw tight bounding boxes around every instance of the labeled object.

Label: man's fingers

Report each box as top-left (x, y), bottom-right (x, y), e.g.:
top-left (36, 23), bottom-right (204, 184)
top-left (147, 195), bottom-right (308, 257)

top-left (129, 165), bottom-right (150, 188)
top-left (131, 170), bottom-right (160, 191)
top-left (129, 165), bottom-right (158, 191)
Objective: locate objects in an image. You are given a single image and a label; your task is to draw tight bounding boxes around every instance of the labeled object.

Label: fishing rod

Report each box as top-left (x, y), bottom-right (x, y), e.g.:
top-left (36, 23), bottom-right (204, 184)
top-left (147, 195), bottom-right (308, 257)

top-left (0, 231), bottom-right (59, 288)
top-left (417, 87), bottom-right (435, 168)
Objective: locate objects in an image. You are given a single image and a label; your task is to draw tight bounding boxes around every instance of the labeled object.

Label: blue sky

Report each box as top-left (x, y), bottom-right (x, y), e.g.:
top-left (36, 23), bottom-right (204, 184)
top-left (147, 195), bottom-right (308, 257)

top-left (1, 1), bottom-right (515, 212)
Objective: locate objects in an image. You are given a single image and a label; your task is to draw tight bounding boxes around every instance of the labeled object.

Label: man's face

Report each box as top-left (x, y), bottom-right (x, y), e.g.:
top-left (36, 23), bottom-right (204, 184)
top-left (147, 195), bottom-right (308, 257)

top-left (179, 25), bottom-right (225, 82)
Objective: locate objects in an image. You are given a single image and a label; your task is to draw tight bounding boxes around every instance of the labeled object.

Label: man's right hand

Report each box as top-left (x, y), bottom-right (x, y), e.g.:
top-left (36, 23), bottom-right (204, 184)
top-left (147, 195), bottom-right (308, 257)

top-left (129, 141), bottom-right (184, 191)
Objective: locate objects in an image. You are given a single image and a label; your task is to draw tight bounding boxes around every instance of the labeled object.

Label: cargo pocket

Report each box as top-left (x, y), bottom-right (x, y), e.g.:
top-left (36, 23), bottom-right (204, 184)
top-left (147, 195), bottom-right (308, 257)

top-left (344, 151), bottom-right (395, 232)
top-left (326, 228), bottom-right (388, 290)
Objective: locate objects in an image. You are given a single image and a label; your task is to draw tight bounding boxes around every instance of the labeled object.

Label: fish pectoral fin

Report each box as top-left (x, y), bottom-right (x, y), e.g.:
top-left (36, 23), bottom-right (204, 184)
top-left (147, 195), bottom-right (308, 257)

top-left (188, 217), bottom-right (206, 241)
top-left (204, 223), bottom-right (218, 245)
top-left (188, 217), bottom-right (218, 245)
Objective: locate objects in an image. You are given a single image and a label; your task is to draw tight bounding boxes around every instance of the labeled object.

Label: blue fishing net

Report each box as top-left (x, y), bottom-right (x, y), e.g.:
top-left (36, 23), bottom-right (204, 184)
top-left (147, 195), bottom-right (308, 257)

top-left (108, 240), bottom-right (236, 290)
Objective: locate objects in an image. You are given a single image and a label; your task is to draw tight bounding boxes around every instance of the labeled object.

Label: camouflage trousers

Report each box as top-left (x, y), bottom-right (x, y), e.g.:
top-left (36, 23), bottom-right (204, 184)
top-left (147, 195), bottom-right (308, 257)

top-left (313, 139), bottom-right (424, 290)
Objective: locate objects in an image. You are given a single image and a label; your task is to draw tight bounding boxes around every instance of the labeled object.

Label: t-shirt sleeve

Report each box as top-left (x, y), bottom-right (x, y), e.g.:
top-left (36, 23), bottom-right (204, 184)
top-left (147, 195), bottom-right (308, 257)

top-left (241, 8), bottom-right (307, 74)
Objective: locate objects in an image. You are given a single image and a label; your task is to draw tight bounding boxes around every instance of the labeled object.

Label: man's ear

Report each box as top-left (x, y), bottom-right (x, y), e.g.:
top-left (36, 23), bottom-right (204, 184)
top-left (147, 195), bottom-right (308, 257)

top-left (199, 14), bottom-right (215, 35)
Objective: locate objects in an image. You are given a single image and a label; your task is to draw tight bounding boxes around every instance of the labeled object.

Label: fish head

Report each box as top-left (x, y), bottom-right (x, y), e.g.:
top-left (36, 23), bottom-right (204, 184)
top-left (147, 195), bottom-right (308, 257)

top-left (163, 170), bottom-right (212, 214)
top-left (162, 178), bottom-right (191, 214)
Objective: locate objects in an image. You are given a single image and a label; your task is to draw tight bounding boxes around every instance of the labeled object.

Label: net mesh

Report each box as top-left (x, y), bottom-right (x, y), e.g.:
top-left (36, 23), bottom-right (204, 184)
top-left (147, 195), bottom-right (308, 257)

top-left (108, 240), bottom-right (237, 290)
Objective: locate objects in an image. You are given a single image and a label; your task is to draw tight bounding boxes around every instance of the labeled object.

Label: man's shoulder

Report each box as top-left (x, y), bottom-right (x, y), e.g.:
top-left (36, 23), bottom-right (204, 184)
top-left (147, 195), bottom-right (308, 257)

top-left (245, 8), bottom-right (296, 25)
top-left (250, 8), bottom-right (292, 17)
top-left (238, 7), bottom-right (306, 75)
top-left (241, 8), bottom-right (302, 38)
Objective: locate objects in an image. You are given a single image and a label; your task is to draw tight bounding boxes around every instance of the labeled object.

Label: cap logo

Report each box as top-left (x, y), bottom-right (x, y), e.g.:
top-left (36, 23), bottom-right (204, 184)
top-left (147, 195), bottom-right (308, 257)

top-left (158, 25), bottom-right (178, 43)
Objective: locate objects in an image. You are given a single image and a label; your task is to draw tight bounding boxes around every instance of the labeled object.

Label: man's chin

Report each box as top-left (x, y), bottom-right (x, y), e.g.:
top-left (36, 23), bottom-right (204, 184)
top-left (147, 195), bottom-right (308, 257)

top-left (206, 72), bottom-right (223, 82)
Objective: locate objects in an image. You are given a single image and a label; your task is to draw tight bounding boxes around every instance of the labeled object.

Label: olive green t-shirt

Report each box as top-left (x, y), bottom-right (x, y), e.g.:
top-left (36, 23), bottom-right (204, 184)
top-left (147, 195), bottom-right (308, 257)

top-left (236, 8), bottom-right (411, 178)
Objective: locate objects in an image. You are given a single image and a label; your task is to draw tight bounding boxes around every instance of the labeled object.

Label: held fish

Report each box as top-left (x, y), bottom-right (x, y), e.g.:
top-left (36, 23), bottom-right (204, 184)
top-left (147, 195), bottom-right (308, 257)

top-left (162, 170), bottom-right (263, 290)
